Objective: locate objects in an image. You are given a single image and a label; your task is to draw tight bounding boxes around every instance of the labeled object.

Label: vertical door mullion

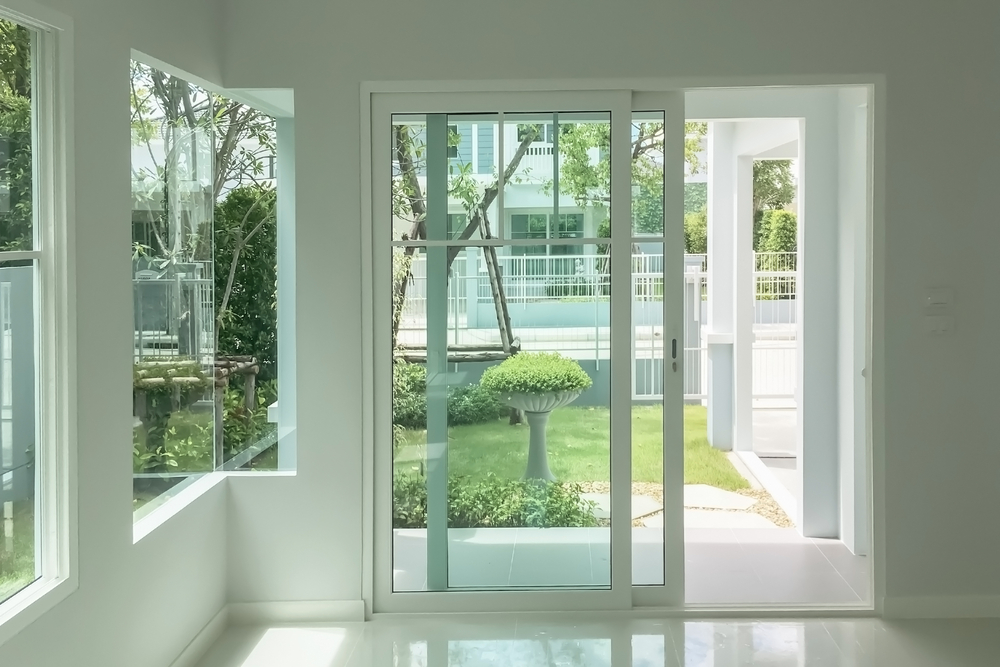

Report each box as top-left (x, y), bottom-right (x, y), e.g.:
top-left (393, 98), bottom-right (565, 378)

top-left (609, 94), bottom-right (633, 596)
top-left (660, 92), bottom-right (686, 606)
top-left (425, 115), bottom-right (450, 590)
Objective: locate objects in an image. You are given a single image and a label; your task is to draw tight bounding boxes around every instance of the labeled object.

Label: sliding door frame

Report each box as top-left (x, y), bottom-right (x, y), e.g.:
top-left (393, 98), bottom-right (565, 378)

top-left (369, 89), bottom-right (659, 614)
top-left (360, 79), bottom-right (880, 616)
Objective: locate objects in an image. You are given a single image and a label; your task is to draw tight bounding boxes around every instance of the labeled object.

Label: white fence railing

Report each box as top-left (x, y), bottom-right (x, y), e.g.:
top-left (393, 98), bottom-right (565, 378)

top-left (399, 251), bottom-right (796, 401)
top-left (133, 272), bottom-right (215, 364)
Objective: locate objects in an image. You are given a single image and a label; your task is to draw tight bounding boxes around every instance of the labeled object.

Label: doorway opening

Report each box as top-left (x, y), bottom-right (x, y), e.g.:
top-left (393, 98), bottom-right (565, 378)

top-left (677, 88), bottom-right (871, 606)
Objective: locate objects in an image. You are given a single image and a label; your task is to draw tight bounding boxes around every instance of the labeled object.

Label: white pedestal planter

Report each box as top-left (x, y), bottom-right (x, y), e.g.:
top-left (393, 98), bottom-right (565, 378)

top-left (500, 390), bottom-right (582, 481)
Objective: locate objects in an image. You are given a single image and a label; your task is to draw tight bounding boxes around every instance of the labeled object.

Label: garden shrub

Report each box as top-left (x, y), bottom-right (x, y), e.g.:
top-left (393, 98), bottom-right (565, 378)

top-left (544, 279), bottom-right (599, 299)
top-left (392, 360), bottom-right (508, 430)
top-left (392, 361), bottom-right (428, 429)
top-left (392, 473), bottom-right (599, 529)
top-left (480, 352), bottom-right (593, 396)
top-left (222, 378), bottom-right (278, 459)
top-left (447, 384), bottom-right (508, 426)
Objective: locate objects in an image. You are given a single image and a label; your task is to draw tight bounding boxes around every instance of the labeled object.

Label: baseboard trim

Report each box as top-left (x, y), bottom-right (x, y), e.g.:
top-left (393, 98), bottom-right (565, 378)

top-left (881, 595), bottom-right (1000, 619)
top-left (169, 606), bottom-right (229, 667)
top-left (228, 600), bottom-right (366, 625)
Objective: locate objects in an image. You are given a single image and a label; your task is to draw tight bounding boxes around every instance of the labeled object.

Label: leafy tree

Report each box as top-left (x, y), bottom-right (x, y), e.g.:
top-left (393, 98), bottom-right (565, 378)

top-left (684, 207), bottom-right (708, 254)
top-left (753, 159), bottom-right (795, 214)
top-left (760, 210), bottom-right (797, 253)
top-left (685, 183), bottom-right (707, 215)
top-left (752, 159), bottom-right (795, 250)
top-left (390, 121), bottom-right (540, 350)
top-left (0, 20), bottom-right (30, 98)
top-left (130, 62), bottom-right (276, 265)
top-left (0, 91), bottom-right (31, 251)
top-left (558, 121), bottom-right (707, 235)
top-left (215, 185), bottom-right (277, 380)
top-left (0, 20), bottom-right (31, 251)
top-left (130, 62), bottom-right (279, 368)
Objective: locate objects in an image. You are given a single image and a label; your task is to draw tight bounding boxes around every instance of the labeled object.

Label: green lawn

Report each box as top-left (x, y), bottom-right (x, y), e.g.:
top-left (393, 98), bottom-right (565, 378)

top-left (396, 404), bottom-right (749, 492)
top-left (0, 500), bottom-right (36, 602)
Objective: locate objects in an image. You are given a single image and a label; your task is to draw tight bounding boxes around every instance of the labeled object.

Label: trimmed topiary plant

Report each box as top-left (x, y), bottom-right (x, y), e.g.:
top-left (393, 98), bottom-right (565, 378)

top-left (480, 352), bottom-right (592, 395)
top-left (480, 352), bottom-right (593, 481)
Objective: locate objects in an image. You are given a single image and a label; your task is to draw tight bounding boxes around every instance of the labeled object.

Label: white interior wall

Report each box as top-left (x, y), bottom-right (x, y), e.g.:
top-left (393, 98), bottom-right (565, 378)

top-left (217, 0), bottom-right (1000, 614)
top-left (2, 1), bottom-right (1000, 663)
top-left (0, 0), bottom-right (230, 664)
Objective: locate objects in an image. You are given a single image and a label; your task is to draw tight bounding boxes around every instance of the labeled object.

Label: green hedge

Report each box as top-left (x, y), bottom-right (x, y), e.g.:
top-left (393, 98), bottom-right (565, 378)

top-left (480, 352), bottom-right (593, 395)
top-left (392, 361), bottom-right (508, 430)
top-left (759, 210), bottom-right (797, 253)
top-left (393, 473), bottom-right (599, 529)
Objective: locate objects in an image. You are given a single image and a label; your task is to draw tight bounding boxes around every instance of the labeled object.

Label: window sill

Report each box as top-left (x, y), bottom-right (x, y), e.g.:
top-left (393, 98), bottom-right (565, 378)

top-left (133, 472), bottom-right (228, 544)
top-left (0, 575), bottom-right (77, 649)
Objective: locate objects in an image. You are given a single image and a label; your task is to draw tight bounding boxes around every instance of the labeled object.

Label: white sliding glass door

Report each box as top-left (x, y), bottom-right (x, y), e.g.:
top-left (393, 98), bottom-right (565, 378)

top-left (370, 90), bottom-right (686, 613)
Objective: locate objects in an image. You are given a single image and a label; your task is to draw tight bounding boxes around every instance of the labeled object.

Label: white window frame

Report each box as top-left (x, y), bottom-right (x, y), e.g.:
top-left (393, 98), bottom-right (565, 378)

top-left (0, 0), bottom-right (76, 647)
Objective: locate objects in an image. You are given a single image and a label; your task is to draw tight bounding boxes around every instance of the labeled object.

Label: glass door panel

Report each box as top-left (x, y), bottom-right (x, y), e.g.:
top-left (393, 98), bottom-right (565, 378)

top-left (377, 90), bottom-right (687, 611)
top-left (630, 111), bottom-right (667, 587)
top-left (389, 109), bottom-right (616, 592)
top-left (629, 95), bottom-right (686, 604)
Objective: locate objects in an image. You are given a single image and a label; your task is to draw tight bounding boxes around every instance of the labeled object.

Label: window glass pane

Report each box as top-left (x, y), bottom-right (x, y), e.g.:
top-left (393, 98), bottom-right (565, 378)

top-left (630, 111), bottom-right (666, 586)
top-left (0, 16), bottom-right (37, 607)
top-left (504, 112), bottom-right (609, 245)
top-left (392, 244), bottom-right (611, 592)
top-left (0, 20), bottom-right (32, 252)
top-left (0, 259), bottom-right (37, 604)
top-left (131, 62), bottom-right (216, 513)
top-left (131, 62), bottom-right (282, 516)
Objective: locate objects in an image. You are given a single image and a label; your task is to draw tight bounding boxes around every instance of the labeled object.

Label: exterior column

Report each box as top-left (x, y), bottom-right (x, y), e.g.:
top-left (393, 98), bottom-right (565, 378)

top-left (275, 117), bottom-right (297, 470)
top-left (707, 123), bottom-right (735, 450)
top-left (733, 156), bottom-right (755, 452)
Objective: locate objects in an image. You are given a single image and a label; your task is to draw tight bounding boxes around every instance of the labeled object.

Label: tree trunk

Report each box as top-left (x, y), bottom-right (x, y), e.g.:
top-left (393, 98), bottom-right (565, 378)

top-left (391, 124), bottom-right (540, 352)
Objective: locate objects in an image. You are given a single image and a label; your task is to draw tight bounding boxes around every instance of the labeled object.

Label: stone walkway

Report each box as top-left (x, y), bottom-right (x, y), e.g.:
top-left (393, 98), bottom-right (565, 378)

top-left (578, 483), bottom-right (793, 529)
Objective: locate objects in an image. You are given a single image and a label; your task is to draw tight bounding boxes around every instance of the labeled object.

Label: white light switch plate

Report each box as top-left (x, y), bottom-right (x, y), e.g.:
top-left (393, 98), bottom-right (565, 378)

top-left (923, 315), bottom-right (954, 335)
top-left (924, 287), bottom-right (954, 310)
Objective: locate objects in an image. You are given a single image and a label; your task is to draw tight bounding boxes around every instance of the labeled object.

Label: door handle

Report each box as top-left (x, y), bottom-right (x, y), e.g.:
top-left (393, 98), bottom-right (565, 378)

top-left (671, 338), bottom-right (677, 359)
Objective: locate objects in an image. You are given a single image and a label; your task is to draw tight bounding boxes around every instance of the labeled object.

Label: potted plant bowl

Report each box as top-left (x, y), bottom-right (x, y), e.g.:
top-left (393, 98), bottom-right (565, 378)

top-left (480, 352), bottom-right (593, 481)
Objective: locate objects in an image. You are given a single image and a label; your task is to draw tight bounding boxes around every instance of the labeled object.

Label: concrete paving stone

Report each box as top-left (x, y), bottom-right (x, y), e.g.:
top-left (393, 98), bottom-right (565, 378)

top-left (581, 493), bottom-right (662, 520)
top-left (684, 484), bottom-right (757, 510)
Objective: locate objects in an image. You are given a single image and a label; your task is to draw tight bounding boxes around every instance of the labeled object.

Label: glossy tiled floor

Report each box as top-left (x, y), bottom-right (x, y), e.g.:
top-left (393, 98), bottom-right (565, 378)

top-left (195, 616), bottom-right (1000, 666)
